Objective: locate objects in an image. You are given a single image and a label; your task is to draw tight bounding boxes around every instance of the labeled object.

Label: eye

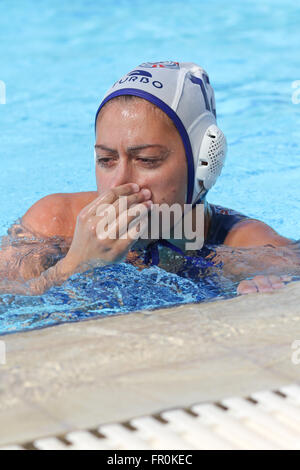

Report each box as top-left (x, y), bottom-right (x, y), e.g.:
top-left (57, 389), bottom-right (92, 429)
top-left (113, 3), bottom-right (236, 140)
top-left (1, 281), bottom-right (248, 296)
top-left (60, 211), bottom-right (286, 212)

top-left (96, 156), bottom-right (116, 167)
top-left (137, 157), bottom-right (162, 167)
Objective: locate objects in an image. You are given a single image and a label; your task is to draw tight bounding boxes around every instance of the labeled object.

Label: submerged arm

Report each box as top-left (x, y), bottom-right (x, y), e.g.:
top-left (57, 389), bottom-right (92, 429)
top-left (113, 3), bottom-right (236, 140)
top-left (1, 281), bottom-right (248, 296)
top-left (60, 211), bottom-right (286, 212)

top-left (0, 257), bottom-right (75, 295)
top-left (0, 221), bottom-right (80, 296)
top-left (210, 219), bottom-right (299, 293)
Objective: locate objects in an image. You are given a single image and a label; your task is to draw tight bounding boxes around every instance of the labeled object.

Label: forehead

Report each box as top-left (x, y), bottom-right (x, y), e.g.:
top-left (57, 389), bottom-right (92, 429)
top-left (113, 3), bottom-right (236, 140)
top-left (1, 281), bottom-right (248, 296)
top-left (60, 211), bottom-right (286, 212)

top-left (96, 98), bottom-right (176, 134)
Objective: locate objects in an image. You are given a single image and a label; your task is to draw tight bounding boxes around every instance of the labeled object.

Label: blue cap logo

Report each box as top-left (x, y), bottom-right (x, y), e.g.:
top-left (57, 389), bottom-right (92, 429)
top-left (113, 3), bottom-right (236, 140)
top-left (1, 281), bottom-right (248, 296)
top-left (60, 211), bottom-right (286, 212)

top-left (128, 69), bottom-right (153, 77)
top-left (116, 68), bottom-right (163, 89)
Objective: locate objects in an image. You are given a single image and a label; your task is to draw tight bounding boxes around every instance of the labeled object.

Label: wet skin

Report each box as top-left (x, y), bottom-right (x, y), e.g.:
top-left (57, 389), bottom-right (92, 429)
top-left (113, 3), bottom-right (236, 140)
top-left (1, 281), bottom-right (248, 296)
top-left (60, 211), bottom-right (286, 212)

top-left (21, 99), bottom-right (293, 294)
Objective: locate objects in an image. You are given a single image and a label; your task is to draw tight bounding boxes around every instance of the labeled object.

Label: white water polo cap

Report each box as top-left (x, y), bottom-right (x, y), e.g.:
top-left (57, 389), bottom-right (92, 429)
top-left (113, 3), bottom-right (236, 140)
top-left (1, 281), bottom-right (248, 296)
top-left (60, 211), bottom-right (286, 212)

top-left (95, 61), bottom-right (227, 205)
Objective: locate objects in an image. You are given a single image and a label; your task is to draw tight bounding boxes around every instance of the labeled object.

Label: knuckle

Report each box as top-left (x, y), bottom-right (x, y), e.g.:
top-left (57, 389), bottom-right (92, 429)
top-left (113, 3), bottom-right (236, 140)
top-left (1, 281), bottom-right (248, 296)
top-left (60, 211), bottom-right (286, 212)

top-left (88, 223), bottom-right (96, 234)
top-left (85, 217), bottom-right (93, 228)
top-left (109, 188), bottom-right (118, 198)
top-left (77, 212), bottom-right (86, 223)
top-left (132, 192), bottom-right (141, 202)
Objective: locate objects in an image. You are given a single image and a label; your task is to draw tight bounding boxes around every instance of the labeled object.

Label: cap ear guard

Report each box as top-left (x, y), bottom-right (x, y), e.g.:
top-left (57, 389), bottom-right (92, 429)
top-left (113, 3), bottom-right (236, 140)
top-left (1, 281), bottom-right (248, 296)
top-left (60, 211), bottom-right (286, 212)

top-left (195, 124), bottom-right (227, 194)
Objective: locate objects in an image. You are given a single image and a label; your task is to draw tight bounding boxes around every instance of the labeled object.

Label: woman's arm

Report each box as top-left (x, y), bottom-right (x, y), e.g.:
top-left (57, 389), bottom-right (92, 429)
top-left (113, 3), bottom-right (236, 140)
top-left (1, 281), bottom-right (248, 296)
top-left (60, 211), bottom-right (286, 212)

top-left (0, 229), bottom-right (91, 296)
top-left (0, 255), bottom-right (78, 296)
top-left (220, 219), bottom-right (298, 294)
top-left (0, 192), bottom-right (81, 295)
top-left (0, 220), bottom-right (76, 295)
top-left (0, 183), bottom-right (151, 295)
top-left (224, 218), bottom-right (292, 248)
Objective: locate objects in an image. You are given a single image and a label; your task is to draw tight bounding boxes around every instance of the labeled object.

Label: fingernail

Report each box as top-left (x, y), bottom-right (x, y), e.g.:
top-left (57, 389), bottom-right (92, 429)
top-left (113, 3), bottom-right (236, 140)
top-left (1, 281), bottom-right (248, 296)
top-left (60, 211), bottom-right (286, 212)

top-left (132, 183), bottom-right (139, 192)
top-left (141, 188), bottom-right (151, 198)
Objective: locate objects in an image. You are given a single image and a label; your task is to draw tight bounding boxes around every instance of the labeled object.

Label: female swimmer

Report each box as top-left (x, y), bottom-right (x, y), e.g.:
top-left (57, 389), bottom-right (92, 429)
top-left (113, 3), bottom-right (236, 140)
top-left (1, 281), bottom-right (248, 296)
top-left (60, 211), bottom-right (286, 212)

top-left (0, 61), bottom-right (296, 295)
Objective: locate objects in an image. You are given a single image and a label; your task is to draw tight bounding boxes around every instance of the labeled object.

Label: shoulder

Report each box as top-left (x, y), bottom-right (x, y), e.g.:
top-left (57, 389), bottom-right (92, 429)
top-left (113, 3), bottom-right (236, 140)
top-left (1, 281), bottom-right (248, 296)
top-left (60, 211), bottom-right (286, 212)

top-left (21, 191), bottom-right (98, 239)
top-left (224, 218), bottom-right (292, 247)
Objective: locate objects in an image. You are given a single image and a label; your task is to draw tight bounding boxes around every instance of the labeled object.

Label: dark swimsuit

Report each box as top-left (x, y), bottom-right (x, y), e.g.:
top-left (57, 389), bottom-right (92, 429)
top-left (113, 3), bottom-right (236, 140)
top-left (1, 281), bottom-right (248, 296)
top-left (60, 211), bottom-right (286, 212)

top-left (137, 203), bottom-right (249, 267)
top-left (205, 204), bottom-right (249, 245)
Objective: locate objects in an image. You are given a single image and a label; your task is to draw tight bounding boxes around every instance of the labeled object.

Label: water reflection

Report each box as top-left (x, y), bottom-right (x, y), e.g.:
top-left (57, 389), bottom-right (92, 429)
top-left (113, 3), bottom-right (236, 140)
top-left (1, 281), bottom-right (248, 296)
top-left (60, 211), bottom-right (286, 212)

top-left (0, 221), bottom-right (299, 335)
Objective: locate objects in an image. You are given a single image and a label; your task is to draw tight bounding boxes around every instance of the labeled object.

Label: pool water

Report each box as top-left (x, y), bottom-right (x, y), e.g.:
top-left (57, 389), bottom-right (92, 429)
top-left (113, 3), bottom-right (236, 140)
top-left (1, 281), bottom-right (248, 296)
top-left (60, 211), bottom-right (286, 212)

top-left (0, 0), bottom-right (299, 335)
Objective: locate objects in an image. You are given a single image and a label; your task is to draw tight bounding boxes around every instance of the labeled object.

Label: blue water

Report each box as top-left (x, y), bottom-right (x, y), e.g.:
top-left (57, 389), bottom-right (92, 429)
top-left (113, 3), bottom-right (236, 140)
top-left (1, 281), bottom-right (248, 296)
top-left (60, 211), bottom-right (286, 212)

top-left (0, 0), bottom-right (299, 334)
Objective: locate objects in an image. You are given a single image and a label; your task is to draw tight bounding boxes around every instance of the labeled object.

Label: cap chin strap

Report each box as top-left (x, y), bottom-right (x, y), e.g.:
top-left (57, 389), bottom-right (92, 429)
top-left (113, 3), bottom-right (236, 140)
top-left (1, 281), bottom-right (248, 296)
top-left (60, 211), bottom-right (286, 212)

top-left (192, 186), bottom-right (207, 207)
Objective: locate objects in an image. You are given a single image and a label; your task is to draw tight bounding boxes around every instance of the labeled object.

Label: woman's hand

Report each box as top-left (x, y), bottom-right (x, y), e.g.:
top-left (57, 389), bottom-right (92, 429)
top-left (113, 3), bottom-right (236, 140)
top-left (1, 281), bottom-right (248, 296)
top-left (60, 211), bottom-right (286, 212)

top-left (64, 183), bottom-right (153, 273)
top-left (237, 274), bottom-right (292, 295)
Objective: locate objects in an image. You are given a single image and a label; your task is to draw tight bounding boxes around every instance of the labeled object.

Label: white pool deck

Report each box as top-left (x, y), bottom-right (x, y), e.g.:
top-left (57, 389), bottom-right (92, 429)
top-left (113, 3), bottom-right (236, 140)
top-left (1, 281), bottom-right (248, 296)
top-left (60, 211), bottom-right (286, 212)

top-left (0, 280), bottom-right (299, 449)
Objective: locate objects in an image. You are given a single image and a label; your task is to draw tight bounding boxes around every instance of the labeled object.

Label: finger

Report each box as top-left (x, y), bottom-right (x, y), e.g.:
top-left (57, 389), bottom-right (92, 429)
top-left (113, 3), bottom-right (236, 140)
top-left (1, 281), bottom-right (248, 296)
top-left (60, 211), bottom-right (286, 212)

top-left (96, 200), bottom-right (152, 241)
top-left (97, 207), bottom-right (150, 257)
top-left (97, 188), bottom-right (152, 219)
top-left (109, 201), bottom-right (152, 240)
top-left (125, 188), bottom-right (152, 207)
top-left (252, 275), bottom-right (274, 292)
top-left (119, 213), bottom-right (150, 250)
top-left (268, 275), bottom-right (285, 289)
top-left (237, 280), bottom-right (258, 295)
top-left (279, 274), bottom-right (292, 282)
top-left (84, 183), bottom-right (140, 216)
top-left (119, 203), bottom-right (151, 240)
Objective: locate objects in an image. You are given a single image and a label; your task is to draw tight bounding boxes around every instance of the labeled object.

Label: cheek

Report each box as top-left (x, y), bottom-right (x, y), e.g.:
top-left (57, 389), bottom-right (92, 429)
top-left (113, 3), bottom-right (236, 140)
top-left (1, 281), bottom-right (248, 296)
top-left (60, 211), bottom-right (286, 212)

top-left (95, 166), bottom-right (114, 194)
top-left (168, 162), bottom-right (187, 192)
top-left (163, 181), bottom-right (186, 204)
top-left (152, 166), bottom-right (187, 205)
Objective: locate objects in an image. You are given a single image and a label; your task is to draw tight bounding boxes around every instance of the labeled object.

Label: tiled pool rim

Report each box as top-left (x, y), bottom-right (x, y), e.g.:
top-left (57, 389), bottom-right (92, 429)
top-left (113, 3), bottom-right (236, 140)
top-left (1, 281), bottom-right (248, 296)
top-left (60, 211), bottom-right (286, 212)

top-left (0, 280), bottom-right (299, 447)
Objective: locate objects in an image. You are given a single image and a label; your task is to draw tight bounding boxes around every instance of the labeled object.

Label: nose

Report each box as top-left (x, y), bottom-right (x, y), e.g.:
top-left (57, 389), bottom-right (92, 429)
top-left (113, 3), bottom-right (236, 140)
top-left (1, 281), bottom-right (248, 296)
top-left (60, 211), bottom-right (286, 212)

top-left (110, 156), bottom-right (133, 188)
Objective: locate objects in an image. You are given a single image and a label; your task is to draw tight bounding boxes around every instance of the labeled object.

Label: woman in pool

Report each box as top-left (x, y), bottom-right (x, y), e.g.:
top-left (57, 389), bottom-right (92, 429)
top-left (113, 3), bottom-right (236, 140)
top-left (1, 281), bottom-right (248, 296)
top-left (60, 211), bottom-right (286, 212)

top-left (0, 61), bottom-right (296, 296)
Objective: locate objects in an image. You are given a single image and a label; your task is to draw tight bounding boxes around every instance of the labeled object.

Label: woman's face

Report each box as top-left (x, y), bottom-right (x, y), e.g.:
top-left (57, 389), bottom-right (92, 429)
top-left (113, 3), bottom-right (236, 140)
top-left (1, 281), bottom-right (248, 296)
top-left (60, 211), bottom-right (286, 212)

top-left (95, 99), bottom-right (187, 209)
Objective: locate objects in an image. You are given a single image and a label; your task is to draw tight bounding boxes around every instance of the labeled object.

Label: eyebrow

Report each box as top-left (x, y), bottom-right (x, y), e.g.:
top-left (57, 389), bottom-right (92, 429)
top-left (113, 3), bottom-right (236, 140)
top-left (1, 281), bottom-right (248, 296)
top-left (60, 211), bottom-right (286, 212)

top-left (94, 144), bottom-right (169, 153)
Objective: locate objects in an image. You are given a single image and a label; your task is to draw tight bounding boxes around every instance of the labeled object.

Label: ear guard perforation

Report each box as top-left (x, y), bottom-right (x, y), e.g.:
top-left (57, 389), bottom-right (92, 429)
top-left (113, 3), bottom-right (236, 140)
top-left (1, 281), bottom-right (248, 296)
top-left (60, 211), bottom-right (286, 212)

top-left (195, 124), bottom-right (227, 192)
